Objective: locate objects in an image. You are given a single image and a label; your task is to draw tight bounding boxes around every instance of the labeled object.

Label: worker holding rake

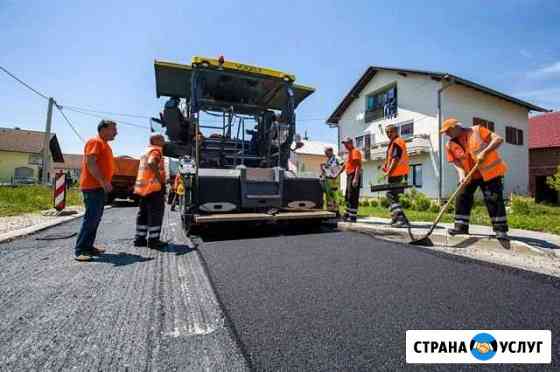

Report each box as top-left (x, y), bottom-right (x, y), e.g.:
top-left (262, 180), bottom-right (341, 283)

top-left (441, 117), bottom-right (509, 242)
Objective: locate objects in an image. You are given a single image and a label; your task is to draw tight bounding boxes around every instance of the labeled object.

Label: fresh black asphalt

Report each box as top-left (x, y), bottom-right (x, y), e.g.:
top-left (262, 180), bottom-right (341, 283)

top-left (199, 230), bottom-right (560, 371)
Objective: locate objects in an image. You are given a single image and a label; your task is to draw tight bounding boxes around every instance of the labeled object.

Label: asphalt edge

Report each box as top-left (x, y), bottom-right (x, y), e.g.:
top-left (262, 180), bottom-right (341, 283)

top-left (0, 206), bottom-right (112, 244)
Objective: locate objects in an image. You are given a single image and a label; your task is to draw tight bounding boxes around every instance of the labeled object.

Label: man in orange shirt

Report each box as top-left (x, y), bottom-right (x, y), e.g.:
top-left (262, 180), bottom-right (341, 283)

top-left (441, 117), bottom-right (509, 242)
top-left (74, 120), bottom-right (117, 261)
top-left (339, 137), bottom-right (362, 222)
top-left (381, 124), bottom-right (410, 228)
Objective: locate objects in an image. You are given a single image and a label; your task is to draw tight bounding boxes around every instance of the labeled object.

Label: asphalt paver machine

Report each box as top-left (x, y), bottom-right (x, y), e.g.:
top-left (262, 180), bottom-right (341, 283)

top-left (153, 56), bottom-right (335, 234)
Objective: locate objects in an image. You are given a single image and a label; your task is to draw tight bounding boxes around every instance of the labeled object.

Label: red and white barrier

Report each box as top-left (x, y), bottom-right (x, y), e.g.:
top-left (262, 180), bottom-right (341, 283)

top-left (53, 172), bottom-right (66, 211)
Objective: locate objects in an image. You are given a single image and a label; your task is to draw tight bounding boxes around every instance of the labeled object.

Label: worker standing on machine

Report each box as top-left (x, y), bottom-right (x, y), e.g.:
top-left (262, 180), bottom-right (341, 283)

top-left (341, 137), bottom-right (362, 222)
top-left (133, 134), bottom-right (168, 249)
top-left (381, 124), bottom-right (410, 228)
top-left (441, 117), bottom-right (509, 242)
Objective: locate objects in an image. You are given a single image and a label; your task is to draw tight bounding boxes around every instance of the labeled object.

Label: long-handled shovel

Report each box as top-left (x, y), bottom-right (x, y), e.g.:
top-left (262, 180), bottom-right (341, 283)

top-left (409, 161), bottom-right (481, 246)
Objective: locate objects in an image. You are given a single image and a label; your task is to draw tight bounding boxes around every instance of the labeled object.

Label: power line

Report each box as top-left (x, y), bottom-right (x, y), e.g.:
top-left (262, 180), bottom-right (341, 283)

top-left (0, 65), bottom-right (49, 100)
top-left (62, 105), bottom-right (152, 120)
top-left (63, 107), bottom-right (151, 129)
top-left (54, 103), bottom-right (85, 142)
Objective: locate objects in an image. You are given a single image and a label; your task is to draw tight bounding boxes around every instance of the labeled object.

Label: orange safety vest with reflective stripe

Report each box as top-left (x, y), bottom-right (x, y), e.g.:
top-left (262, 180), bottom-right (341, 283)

top-left (448, 126), bottom-right (507, 181)
top-left (134, 146), bottom-right (166, 197)
top-left (383, 137), bottom-right (409, 177)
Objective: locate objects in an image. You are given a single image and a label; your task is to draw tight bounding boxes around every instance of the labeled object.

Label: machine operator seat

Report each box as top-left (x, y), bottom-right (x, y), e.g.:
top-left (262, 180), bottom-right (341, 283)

top-left (162, 97), bottom-right (192, 145)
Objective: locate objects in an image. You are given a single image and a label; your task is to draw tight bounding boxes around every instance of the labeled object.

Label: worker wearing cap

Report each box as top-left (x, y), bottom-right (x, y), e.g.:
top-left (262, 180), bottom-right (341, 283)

top-left (381, 124), bottom-right (410, 228)
top-left (341, 137), bottom-right (362, 222)
top-left (320, 146), bottom-right (343, 215)
top-left (133, 134), bottom-right (168, 249)
top-left (441, 117), bottom-right (509, 241)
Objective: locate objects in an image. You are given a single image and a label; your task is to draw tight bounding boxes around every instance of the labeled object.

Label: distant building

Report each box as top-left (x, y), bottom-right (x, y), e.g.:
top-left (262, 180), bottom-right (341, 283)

top-left (529, 111), bottom-right (560, 204)
top-left (0, 127), bottom-right (64, 184)
top-left (326, 66), bottom-right (547, 198)
top-left (52, 154), bottom-right (83, 184)
top-left (292, 140), bottom-right (337, 177)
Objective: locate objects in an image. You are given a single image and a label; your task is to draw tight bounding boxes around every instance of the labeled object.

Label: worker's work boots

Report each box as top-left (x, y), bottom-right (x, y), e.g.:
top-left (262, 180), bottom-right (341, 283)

top-left (134, 238), bottom-right (147, 247)
top-left (448, 226), bottom-right (469, 236)
top-left (391, 219), bottom-right (409, 228)
top-left (148, 239), bottom-right (168, 250)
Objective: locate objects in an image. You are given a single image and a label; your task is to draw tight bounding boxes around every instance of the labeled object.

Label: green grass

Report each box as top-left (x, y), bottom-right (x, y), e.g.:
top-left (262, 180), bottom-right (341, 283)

top-left (0, 186), bottom-right (83, 217)
top-left (358, 203), bottom-right (560, 235)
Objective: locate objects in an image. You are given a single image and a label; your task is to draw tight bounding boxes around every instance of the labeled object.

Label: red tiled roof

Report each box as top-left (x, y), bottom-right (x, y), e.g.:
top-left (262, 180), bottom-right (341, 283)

top-left (529, 112), bottom-right (560, 149)
top-left (0, 127), bottom-right (64, 162)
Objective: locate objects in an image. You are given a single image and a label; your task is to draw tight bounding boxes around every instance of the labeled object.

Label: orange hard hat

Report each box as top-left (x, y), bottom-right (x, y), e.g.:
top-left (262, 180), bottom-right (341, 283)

top-left (440, 117), bottom-right (461, 133)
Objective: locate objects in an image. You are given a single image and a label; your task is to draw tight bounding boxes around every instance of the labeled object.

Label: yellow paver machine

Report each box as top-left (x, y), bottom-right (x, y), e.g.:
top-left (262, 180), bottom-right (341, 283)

top-left (153, 56), bottom-right (335, 234)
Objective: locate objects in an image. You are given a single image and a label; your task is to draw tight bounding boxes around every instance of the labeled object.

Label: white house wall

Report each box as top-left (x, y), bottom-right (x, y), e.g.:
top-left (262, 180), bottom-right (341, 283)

top-left (337, 70), bottom-right (531, 199)
top-left (338, 70), bottom-right (442, 197)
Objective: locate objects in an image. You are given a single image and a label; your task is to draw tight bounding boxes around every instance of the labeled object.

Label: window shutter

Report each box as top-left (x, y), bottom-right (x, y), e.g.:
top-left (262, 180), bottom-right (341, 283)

top-left (364, 134), bottom-right (371, 160)
top-left (518, 129), bottom-right (524, 145)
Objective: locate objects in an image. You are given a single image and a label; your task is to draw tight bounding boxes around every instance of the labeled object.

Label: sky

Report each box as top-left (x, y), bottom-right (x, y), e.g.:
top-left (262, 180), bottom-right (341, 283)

top-left (1, 0), bottom-right (560, 157)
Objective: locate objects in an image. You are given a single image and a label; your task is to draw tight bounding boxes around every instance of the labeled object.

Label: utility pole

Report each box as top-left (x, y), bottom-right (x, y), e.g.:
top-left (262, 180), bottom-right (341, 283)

top-left (437, 76), bottom-right (454, 204)
top-left (41, 97), bottom-right (54, 185)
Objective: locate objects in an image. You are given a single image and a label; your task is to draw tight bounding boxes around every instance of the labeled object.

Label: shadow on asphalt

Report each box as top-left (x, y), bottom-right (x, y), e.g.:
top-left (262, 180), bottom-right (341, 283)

top-left (94, 252), bottom-right (154, 266)
top-left (359, 220), bottom-right (445, 229)
top-left (163, 243), bottom-right (197, 256)
top-left (197, 222), bottom-right (339, 242)
top-left (510, 235), bottom-right (560, 250)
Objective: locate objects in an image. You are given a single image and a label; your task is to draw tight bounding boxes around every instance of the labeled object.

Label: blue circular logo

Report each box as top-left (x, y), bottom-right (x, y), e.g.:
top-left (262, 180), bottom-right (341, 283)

top-left (470, 333), bottom-right (497, 361)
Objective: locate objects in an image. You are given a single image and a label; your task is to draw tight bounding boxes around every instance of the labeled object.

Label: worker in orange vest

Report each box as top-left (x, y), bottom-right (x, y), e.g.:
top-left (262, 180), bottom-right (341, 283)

top-left (381, 124), bottom-right (410, 227)
top-left (133, 134), bottom-right (168, 249)
top-left (340, 136), bottom-right (362, 222)
top-left (441, 117), bottom-right (509, 241)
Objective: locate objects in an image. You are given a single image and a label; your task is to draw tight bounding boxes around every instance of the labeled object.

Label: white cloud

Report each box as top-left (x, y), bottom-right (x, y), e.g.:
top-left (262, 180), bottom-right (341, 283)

top-left (520, 49), bottom-right (533, 59)
top-left (516, 87), bottom-right (560, 109)
top-left (528, 61), bottom-right (560, 79)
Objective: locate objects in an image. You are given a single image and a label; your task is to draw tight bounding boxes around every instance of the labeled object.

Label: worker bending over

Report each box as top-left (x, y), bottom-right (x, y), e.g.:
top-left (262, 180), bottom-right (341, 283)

top-left (134, 134), bottom-right (168, 249)
top-left (341, 137), bottom-right (362, 222)
top-left (320, 146), bottom-right (343, 216)
top-left (441, 117), bottom-right (509, 241)
top-left (382, 124), bottom-right (410, 228)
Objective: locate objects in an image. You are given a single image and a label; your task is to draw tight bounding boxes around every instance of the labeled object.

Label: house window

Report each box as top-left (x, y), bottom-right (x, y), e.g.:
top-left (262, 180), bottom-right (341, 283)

top-left (355, 135), bottom-right (364, 149)
top-left (409, 164), bottom-right (422, 188)
top-left (365, 85), bottom-right (397, 123)
top-left (473, 117), bottom-right (495, 132)
top-left (399, 122), bottom-right (414, 138)
top-left (505, 126), bottom-right (523, 145)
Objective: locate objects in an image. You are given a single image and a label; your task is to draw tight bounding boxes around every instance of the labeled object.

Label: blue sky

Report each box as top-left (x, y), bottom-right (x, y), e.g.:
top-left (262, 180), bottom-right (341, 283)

top-left (1, 0), bottom-right (559, 156)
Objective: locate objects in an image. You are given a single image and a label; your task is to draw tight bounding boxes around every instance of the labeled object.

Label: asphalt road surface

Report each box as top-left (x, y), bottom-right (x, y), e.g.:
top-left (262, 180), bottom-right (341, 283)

top-left (1, 205), bottom-right (559, 371)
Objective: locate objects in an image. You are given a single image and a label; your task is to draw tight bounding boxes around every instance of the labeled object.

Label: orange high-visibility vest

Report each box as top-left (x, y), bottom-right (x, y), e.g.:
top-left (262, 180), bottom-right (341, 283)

top-left (448, 126), bottom-right (507, 181)
top-left (384, 137), bottom-right (409, 177)
top-left (134, 146), bottom-right (166, 197)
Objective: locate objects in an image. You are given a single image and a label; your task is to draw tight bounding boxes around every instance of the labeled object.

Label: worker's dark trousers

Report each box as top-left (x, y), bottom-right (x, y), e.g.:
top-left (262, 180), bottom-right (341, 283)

top-left (454, 176), bottom-right (508, 238)
top-left (345, 173), bottom-right (361, 222)
top-left (386, 176), bottom-right (408, 223)
top-left (135, 191), bottom-right (165, 242)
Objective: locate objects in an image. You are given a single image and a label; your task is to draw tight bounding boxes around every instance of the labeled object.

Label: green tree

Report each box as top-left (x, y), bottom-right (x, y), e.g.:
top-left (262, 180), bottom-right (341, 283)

top-left (547, 166), bottom-right (560, 192)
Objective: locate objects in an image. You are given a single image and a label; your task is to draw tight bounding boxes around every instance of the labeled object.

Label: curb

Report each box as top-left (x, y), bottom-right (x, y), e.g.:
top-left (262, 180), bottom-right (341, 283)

top-left (337, 222), bottom-right (552, 258)
top-left (0, 206), bottom-right (112, 244)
